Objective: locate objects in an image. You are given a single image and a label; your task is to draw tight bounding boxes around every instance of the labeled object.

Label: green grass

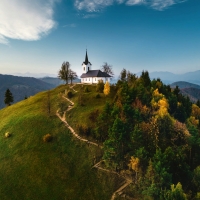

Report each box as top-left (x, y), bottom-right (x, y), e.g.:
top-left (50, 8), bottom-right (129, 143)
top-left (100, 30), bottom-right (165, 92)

top-left (0, 84), bottom-right (120, 200)
top-left (67, 84), bottom-right (115, 129)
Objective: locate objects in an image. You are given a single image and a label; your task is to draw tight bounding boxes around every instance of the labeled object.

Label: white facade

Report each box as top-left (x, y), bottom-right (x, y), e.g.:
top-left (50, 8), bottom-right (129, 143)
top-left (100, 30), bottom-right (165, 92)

top-left (82, 62), bottom-right (92, 74)
top-left (81, 77), bottom-right (111, 84)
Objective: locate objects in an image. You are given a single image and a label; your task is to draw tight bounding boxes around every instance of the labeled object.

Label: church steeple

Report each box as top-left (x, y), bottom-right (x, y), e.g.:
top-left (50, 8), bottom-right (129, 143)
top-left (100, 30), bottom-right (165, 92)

top-left (82, 49), bottom-right (92, 73)
top-left (85, 49), bottom-right (89, 65)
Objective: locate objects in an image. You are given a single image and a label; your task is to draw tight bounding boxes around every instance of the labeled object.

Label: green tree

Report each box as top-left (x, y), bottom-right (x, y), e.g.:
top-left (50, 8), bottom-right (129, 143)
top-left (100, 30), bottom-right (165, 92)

top-left (4, 89), bottom-right (14, 106)
top-left (96, 80), bottom-right (104, 93)
top-left (196, 100), bottom-right (200, 108)
top-left (101, 62), bottom-right (114, 76)
top-left (58, 61), bottom-right (70, 84)
top-left (164, 182), bottom-right (187, 200)
top-left (120, 68), bottom-right (127, 82)
top-left (140, 70), bottom-right (151, 88)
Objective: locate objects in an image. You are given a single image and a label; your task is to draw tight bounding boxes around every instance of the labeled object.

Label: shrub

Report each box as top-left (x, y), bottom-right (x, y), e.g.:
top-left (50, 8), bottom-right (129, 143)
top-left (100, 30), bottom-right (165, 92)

top-left (88, 109), bottom-right (99, 123)
top-left (96, 80), bottom-right (104, 93)
top-left (76, 124), bottom-right (91, 136)
top-left (95, 93), bottom-right (101, 98)
top-left (43, 134), bottom-right (53, 142)
top-left (67, 91), bottom-right (73, 98)
top-left (5, 132), bottom-right (11, 138)
top-left (84, 86), bottom-right (89, 93)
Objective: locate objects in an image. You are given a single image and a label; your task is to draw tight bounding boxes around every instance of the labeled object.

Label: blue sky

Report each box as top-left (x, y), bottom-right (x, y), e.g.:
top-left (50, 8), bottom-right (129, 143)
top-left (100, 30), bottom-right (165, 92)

top-left (0, 0), bottom-right (200, 78)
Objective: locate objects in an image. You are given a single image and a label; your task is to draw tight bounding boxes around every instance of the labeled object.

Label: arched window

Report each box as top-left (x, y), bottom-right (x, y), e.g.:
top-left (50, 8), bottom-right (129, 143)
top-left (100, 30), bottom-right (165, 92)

top-left (84, 67), bottom-right (85, 71)
top-left (88, 67), bottom-right (89, 71)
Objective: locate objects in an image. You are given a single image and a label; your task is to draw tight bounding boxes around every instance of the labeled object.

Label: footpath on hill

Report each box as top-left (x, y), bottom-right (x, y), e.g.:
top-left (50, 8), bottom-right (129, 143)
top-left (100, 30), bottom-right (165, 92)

top-left (56, 84), bottom-right (133, 200)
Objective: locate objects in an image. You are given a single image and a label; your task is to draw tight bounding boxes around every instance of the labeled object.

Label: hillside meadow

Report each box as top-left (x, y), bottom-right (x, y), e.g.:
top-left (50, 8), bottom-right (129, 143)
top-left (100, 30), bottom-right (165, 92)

top-left (0, 84), bottom-right (120, 200)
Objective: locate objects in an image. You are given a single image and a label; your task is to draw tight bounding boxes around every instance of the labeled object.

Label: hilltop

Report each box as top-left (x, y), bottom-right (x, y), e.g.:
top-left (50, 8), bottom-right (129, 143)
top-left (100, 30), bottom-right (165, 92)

top-left (0, 84), bottom-right (119, 200)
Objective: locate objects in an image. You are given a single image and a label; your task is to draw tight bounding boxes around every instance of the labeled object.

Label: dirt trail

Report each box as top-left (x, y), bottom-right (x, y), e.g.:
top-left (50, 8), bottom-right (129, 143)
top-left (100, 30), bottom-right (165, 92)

top-left (56, 84), bottom-right (132, 199)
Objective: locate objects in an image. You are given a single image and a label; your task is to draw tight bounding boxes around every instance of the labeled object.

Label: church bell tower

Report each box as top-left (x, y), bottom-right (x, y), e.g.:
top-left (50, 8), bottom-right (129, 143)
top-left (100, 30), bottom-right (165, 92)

top-left (82, 49), bottom-right (92, 74)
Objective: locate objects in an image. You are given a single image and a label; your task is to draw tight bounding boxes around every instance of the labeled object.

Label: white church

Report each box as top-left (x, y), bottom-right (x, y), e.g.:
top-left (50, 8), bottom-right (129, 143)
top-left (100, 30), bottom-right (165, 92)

top-left (80, 50), bottom-right (112, 84)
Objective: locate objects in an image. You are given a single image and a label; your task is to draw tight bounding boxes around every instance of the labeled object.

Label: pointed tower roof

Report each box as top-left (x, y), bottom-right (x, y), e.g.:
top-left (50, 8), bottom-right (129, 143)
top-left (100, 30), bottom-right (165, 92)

top-left (85, 49), bottom-right (89, 64)
top-left (83, 49), bottom-right (91, 65)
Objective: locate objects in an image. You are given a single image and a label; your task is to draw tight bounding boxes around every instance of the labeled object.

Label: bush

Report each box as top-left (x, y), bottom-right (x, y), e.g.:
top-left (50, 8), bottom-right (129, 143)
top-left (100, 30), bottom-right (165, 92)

top-left (95, 93), bottom-right (101, 98)
top-left (96, 80), bottom-right (104, 93)
top-left (88, 109), bottom-right (99, 123)
top-left (5, 132), bottom-right (11, 138)
top-left (76, 124), bottom-right (91, 136)
top-left (67, 91), bottom-right (73, 98)
top-left (84, 86), bottom-right (89, 93)
top-left (43, 134), bottom-right (53, 142)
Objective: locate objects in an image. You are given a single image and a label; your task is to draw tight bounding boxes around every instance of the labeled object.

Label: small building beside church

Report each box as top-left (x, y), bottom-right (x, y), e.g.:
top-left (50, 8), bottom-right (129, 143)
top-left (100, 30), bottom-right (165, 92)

top-left (80, 50), bottom-right (111, 84)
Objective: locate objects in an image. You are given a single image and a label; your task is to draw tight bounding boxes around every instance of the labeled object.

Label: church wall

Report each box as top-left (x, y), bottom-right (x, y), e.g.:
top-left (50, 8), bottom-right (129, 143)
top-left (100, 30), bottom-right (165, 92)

top-left (81, 77), bottom-right (110, 84)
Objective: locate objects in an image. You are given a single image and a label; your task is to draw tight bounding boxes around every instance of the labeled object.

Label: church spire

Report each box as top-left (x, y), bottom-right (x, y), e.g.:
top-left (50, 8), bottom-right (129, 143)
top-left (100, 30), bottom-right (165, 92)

top-left (85, 49), bottom-right (89, 65)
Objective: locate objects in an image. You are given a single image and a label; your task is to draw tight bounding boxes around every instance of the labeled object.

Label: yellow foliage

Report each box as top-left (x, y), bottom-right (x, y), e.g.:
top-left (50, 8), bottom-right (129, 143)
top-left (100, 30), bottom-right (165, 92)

top-left (188, 116), bottom-right (199, 127)
top-left (177, 102), bottom-right (181, 107)
top-left (103, 81), bottom-right (110, 96)
top-left (151, 89), bottom-right (165, 110)
top-left (128, 156), bottom-right (139, 172)
top-left (157, 98), bottom-right (169, 117)
top-left (192, 104), bottom-right (200, 118)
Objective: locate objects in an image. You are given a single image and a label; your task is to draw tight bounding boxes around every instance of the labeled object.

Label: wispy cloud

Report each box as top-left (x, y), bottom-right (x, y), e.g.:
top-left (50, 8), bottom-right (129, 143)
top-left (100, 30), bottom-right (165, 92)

top-left (75, 0), bottom-right (187, 12)
top-left (0, 0), bottom-right (58, 44)
top-left (75, 0), bottom-right (114, 12)
top-left (63, 23), bottom-right (77, 28)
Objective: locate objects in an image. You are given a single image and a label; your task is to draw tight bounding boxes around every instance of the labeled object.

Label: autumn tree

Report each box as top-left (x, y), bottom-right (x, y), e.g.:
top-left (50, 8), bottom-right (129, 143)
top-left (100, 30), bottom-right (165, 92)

top-left (128, 156), bottom-right (140, 182)
top-left (103, 81), bottom-right (110, 96)
top-left (4, 89), bottom-right (14, 106)
top-left (58, 61), bottom-right (70, 84)
top-left (101, 62), bottom-right (114, 76)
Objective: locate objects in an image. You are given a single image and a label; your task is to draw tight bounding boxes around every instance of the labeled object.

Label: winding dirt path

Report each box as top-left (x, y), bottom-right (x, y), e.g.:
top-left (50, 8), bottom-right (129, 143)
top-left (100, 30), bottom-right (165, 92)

top-left (56, 84), bottom-right (132, 199)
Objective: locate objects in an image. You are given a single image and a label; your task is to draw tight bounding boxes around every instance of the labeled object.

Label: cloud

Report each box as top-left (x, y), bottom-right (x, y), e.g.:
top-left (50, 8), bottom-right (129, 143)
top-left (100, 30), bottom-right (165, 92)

top-left (63, 23), bottom-right (77, 28)
top-left (75, 0), bottom-right (114, 12)
top-left (126, 0), bottom-right (143, 6)
top-left (75, 0), bottom-right (187, 12)
top-left (0, 0), bottom-right (58, 44)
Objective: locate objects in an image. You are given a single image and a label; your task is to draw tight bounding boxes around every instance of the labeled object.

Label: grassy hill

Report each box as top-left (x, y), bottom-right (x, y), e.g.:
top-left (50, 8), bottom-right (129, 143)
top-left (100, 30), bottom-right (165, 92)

top-left (0, 74), bottom-right (55, 109)
top-left (0, 84), bottom-right (120, 200)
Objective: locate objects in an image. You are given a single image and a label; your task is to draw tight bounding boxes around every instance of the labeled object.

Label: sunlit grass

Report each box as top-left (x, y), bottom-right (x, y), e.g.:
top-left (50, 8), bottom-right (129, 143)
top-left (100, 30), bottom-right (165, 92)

top-left (0, 84), bottom-right (119, 200)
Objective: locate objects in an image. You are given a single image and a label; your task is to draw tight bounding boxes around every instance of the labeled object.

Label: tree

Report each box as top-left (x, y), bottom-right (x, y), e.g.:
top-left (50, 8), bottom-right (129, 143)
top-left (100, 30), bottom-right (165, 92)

top-left (101, 62), bottom-right (114, 76)
top-left (68, 69), bottom-right (78, 85)
top-left (58, 61), bottom-right (70, 84)
top-left (196, 100), bottom-right (200, 108)
top-left (96, 80), bottom-right (104, 93)
top-left (4, 89), bottom-right (14, 106)
top-left (120, 68), bottom-right (127, 81)
top-left (103, 81), bottom-right (110, 96)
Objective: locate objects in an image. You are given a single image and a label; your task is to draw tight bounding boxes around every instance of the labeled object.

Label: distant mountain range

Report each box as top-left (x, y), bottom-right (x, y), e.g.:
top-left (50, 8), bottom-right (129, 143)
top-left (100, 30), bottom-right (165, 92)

top-left (147, 70), bottom-right (200, 85)
top-left (0, 74), bottom-right (55, 109)
top-left (0, 75), bottom-right (81, 109)
top-left (1, 70), bottom-right (200, 109)
top-left (170, 81), bottom-right (200, 103)
top-left (39, 77), bottom-right (81, 86)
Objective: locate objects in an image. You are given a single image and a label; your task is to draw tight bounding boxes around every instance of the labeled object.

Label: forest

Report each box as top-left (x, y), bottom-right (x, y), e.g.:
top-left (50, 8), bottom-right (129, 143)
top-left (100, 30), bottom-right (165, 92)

top-left (81, 69), bottom-right (200, 199)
